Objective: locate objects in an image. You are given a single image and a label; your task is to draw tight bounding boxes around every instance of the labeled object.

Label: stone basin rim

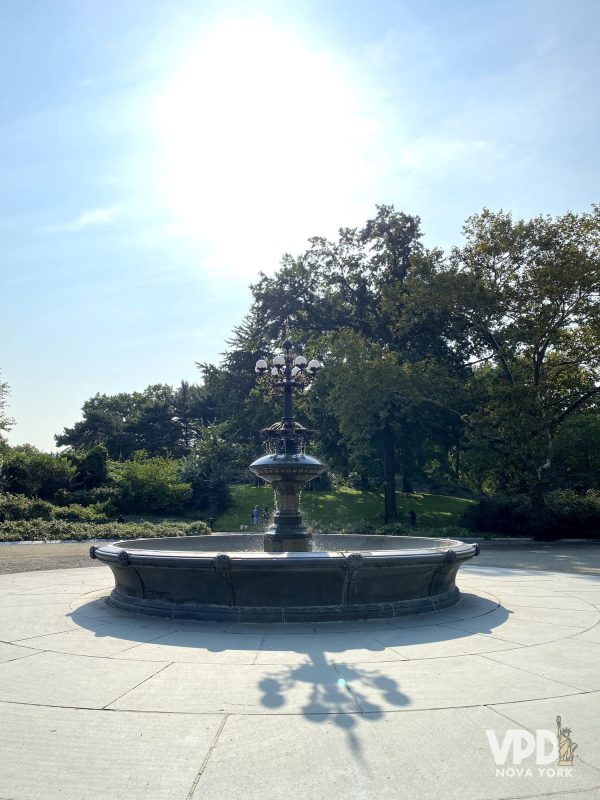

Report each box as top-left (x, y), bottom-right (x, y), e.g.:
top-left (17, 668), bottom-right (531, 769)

top-left (90, 534), bottom-right (478, 621)
top-left (92, 534), bottom-right (477, 563)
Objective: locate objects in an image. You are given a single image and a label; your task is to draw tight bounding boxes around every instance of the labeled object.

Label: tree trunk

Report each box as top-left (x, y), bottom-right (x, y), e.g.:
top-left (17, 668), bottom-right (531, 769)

top-left (400, 424), bottom-right (414, 493)
top-left (531, 428), bottom-right (554, 541)
top-left (383, 423), bottom-right (398, 523)
top-left (530, 481), bottom-right (552, 541)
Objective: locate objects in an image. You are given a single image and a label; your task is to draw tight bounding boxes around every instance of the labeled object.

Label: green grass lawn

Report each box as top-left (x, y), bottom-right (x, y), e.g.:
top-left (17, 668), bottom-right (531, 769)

top-left (216, 484), bottom-right (473, 532)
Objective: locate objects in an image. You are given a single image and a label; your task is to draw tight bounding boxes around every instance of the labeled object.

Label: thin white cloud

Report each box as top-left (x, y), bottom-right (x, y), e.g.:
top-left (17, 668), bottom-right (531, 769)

top-left (40, 206), bottom-right (122, 234)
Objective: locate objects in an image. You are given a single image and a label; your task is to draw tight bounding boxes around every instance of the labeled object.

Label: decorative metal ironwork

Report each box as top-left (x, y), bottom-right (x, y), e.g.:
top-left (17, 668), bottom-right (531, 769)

top-left (255, 339), bottom-right (322, 455)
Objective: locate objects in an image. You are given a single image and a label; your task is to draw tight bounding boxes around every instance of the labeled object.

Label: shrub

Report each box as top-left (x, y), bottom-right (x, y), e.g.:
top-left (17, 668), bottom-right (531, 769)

top-left (53, 503), bottom-right (110, 522)
top-left (461, 495), bottom-right (532, 537)
top-left (461, 491), bottom-right (600, 539)
top-left (0, 494), bottom-right (113, 523)
top-left (0, 518), bottom-right (211, 542)
top-left (2, 447), bottom-right (76, 500)
top-left (0, 494), bottom-right (56, 521)
top-left (307, 520), bottom-right (467, 538)
top-left (114, 457), bottom-right (192, 514)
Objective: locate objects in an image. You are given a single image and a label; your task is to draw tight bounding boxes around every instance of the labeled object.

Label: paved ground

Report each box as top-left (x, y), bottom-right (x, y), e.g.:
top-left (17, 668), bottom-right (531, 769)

top-left (0, 541), bottom-right (106, 574)
top-left (0, 544), bottom-right (599, 799)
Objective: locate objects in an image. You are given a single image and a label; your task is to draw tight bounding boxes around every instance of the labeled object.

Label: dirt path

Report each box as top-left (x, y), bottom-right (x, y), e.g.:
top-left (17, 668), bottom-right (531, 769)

top-left (0, 541), bottom-right (104, 574)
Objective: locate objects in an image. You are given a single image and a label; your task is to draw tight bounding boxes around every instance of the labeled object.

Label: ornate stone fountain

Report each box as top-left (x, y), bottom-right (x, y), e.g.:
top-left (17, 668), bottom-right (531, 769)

top-left (91, 336), bottom-right (479, 622)
top-left (249, 338), bottom-right (324, 552)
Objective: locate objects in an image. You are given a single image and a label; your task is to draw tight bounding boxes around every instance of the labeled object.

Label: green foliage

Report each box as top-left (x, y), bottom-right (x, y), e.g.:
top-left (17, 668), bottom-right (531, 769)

top-left (53, 485), bottom-right (119, 508)
top-left (0, 494), bottom-right (56, 521)
top-left (178, 422), bottom-right (238, 513)
top-left (0, 518), bottom-right (210, 542)
top-left (551, 413), bottom-right (600, 491)
top-left (2, 446), bottom-right (76, 501)
top-left (311, 520), bottom-right (470, 538)
top-left (446, 206), bottom-right (600, 496)
top-left (461, 490), bottom-right (600, 539)
top-left (0, 371), bottom-right (13, 442)
top-left (77, 444), bottom-right (110, 488)
top-left (55, 382), bottom-right (212, 458)
top-left (0, 493), bottom-right (110, 522)
top-left (113, 456), bottom-right (192, 514)
top-left (20, 202), bottom-right (596, 537)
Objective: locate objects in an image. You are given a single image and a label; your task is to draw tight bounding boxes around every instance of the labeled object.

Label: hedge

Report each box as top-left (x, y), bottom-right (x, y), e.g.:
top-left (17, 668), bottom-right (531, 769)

top-left (461, 490), bottom-right (600, 539)
top-left (0, 519), bottom-right (210, 542)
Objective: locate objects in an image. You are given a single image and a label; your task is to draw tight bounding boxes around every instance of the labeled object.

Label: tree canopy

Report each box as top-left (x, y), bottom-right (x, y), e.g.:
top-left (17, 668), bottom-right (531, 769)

top-left (55, 382), bottom-right (213, 459)
top-left (43, 203), bottom-right (600, 528)
top-left (0, 371), bottom-right (13, 443)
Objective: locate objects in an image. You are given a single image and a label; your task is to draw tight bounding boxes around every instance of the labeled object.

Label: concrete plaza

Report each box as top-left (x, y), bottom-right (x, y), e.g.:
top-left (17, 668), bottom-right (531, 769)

top-left (0, 543), bottom-right (599, 799)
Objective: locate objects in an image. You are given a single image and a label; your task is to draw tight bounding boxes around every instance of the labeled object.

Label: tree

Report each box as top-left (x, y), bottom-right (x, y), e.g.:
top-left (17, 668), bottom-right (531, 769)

top-left (77, 444), bottom-right (110, 489)
top-left (0, 371), bottom-right (13, 443)
top-left (323, 330), bottom-right (465, 517)
top-left (56, 383), bottom-right (214, 458)
top-left (550, 411), bottom-right (600, 492)
top-left (179, 422), bottom-right (240, 513)
top-left (239, 205), bottom-right (464, 518)
top-left (3, 446), bottom-right (76, 501)
top-left (439, 206), bottom-right (600, 524)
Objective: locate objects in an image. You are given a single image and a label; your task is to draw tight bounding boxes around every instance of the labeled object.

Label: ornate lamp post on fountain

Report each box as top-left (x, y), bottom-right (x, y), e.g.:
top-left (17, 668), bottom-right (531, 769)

top-left (249, 339), bottom-right (325, 552)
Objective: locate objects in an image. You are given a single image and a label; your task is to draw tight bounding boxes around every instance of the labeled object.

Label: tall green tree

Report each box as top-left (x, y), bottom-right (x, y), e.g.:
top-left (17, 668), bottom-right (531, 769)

top-left (179, 422), bottom-right (240, 513)
top-left (438, 206), bottom-right (600, 519)
top-left (56, 383), bottom-right (213, 458)
top-left (240, 205), bottom-right (462, 518)
top-left (0, 371), bottom-right (13, 443)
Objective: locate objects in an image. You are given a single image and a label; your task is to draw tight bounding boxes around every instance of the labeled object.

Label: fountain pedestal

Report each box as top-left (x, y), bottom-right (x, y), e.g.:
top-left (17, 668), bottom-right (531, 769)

top-left (249, 452), bottom-right (325, 552)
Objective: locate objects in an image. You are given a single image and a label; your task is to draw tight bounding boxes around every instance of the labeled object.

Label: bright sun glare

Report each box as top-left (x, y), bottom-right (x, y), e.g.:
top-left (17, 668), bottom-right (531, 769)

top-left (156, 19), bottom-right (379, 276)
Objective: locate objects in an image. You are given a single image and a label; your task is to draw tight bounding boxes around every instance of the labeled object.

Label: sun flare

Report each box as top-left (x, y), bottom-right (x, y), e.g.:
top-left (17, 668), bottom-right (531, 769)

top-left (155, 18), bottom-right (378, 276)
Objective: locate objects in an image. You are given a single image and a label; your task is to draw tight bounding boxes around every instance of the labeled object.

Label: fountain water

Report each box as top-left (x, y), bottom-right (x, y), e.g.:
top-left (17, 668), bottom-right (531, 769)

top-left (91, 338), bottom-right (479, 622)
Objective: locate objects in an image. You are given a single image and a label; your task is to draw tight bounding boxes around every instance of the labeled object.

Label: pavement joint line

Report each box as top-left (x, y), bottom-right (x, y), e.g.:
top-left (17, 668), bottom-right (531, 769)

top-left (0, 638), bottom-right (43, 651)
top-left (185, 714), bottom-right (230, 800)
top-left (332, 662), bottom-right (364, 714)
top-left (488, 784), bottom-right (600, 800)
top-left (0, 650), bottom-right (43, 665)
top-left (564, 619), bottom-right (600, 640)
top-left (386, 604), bottom-right (503, 629)
top-left (502, 614), bottom-right (600, 641)
top-left (478, 652), bottom-right (595, 694)
top-left (9, 627), bottom-right (92, 644)
top-left (102, 661), bottom-right (174, 709)
top-left (107, 629), bottom-right (190, 657)
top-left (439, 620), bottom-right (586, 646)
top-left (486, 703), bottom-right (540, 734)
top-left (0, 695), bottom-right (593, 716)
top-left (374, 641), bottom-right (527, 662)
top-left (483, 782), bottom-right (600, 800)
top-left (251, 634), bottom-right (266, 664)
top-left (497, 599), bottom-right (600, 613)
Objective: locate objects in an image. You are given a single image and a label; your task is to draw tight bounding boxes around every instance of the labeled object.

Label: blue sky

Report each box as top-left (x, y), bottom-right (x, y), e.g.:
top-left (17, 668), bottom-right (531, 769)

top-left (1, 0), bottom-right (598, 450)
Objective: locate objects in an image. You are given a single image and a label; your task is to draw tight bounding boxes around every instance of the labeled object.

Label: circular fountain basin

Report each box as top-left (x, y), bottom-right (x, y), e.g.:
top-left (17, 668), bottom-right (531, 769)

top-left (91, 534), bottom-right (479, 622)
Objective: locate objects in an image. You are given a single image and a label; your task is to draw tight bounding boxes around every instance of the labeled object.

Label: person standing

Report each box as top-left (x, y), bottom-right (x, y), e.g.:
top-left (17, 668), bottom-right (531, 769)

top-left (251, 505), bottom-right (260, 527)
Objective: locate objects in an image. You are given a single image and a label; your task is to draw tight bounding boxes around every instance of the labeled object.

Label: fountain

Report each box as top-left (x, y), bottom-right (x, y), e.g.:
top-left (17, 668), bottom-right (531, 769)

top-left (91, 337), bottom-right (479, 622)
